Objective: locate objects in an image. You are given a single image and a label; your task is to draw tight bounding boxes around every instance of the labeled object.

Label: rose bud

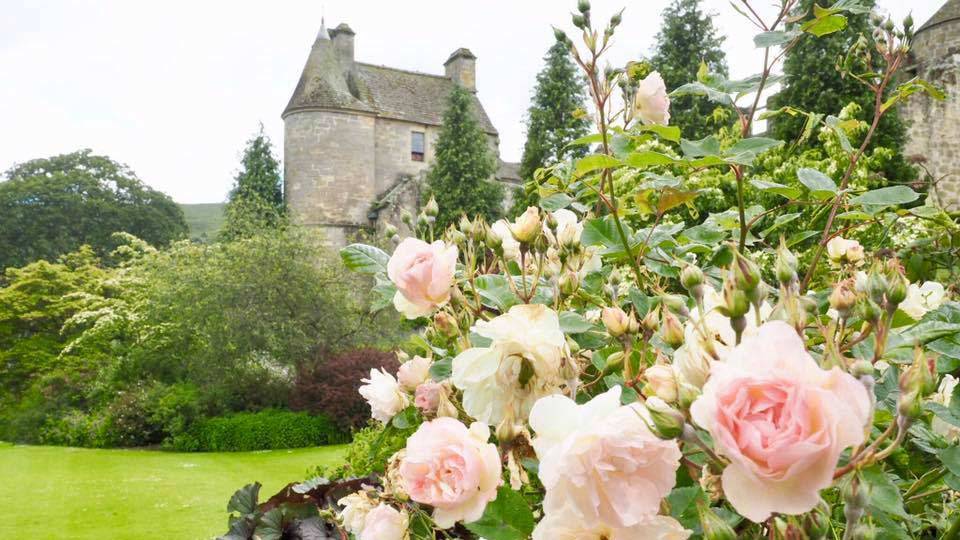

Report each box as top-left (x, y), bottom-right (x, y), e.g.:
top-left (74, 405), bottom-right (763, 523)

top-left (602, 306), bottom-right (630, 337)
top-left (776, 240), bottom-right (799, 285)
top-left (661, 309), bottom-right (685, 349)
top-left (643, 365), bottom-right (679, 403)
top-left (733, 251), bottom-right (762, 292)
top-left (424, 196), bottom-right (439, 217)
top-left (697, 501), bottom-right (737, 540)
top-left (829, 280), bottom-right (858, 318)
top-left (510, 206), bottom-right (541, 244)
top-left (645, 396), bottom-right (685, 438)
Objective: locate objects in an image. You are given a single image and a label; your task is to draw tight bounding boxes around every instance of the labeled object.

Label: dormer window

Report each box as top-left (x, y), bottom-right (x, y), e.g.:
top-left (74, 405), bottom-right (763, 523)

top-left (411, 131), bottom-right (425, 161)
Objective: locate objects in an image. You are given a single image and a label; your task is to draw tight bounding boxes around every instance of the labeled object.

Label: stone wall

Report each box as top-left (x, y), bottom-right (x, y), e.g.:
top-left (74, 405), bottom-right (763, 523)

top-left (901, 21), bottom-right (960, 210)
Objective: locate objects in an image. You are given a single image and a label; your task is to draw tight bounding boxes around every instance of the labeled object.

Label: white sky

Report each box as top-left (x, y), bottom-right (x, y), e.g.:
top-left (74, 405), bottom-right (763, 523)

top-left (0, 0), bottom-right (943, 203)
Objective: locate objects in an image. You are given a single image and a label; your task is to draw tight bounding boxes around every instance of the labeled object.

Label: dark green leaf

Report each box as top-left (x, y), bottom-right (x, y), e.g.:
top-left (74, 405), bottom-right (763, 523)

top-left (680, 136), bottom-right (721, 158)
top-left (475, 274), bottom-right (521, 311)
top-left (860, 466), bottom-right (907, 519)
top-left (464, 486), bottom-right (535, 540)
top-left (340, 244), bottom-right (390, 274)
top-left (429, 358), bottom-right (453, 381)
top-left (559, 311), bottom-right (594, 334)
top-left (253, 508), bottom-right (284, 540)
top-left (728, 137), bottom-right (783, 155)
top-left (939, 446), bottom-right (960, 477)
top-left (750, 179), bottom-right (801, 199)
top-left (539, 193), bottom-right (573, 211)
top-left (391, 406), bottom-right (420, 429)
top-left (227, 483), bottom-right (261, 515)
top-left (849, 186), bottom-right (920, 208)
top-left (796, 168), bottom-right (837, 199)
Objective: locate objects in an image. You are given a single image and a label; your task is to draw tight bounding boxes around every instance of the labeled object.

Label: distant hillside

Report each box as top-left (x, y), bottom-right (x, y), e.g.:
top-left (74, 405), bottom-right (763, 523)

top-left (179, 203), bottom-right (225, 241)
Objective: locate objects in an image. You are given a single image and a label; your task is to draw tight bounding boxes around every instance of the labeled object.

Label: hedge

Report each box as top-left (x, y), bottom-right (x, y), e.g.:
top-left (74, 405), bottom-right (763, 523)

top-left (170, 410), bottom-right (348, 452)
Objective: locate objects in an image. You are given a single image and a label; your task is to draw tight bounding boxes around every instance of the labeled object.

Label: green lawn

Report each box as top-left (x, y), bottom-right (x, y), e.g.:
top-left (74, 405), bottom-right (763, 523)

top-left (0, 442), bottom-right (346, 540)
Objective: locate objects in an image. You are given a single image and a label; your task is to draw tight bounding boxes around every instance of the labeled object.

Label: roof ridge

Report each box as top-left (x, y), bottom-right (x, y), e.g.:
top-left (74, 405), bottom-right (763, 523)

top-left (356, 62), bottom-right (452, 81)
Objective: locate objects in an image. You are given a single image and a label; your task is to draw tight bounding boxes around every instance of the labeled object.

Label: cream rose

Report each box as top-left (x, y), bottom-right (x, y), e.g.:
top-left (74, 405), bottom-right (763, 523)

top-left (690, 321), bottom-right (872, 522)
top-left (359, 504), bottom-right (408, 540)
top-left (900, 281), bottom-right (946, 320)
top-left (490, 219), bottom-right (521, 260)
top-left (400, 418), bottom-right (501, 528)
top-left (533, 512), bottom-right (691, 540)
top-left (397, 355), bottom-right (432, 391)
top-left (530, 386), bottom-right (682, 528)
top-left (634, 71), bottom-right (671, 125)
top-left (931, 374), bottom-right (959, 443)
top-left (337, 491), bottom-right (375, 534)
top-left (359, 368), bottom-right (410, 423)
top-left (826, 236), bottom-right (864, 264)
top-left (387, 238), bottom-right (458, 319)
top-left (452, 304), bottom-right (573, 426)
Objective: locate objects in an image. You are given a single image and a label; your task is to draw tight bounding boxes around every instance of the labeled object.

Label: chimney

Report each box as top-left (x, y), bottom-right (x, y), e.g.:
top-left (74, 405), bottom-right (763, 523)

top-left (444, 48), bottom-right (477, 92)
top-left (330, 23), bottom-right (355, 65)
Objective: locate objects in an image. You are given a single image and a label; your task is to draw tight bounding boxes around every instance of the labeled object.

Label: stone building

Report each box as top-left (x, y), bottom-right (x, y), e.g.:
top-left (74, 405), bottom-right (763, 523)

top-left (283, 20), bottom-right (520, 245)
top-left (902, 0), bottom-right (960, 210)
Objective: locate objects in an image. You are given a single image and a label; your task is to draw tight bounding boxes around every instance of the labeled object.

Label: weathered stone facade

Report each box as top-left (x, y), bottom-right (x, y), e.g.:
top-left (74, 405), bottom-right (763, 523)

top-left (283, 21), bottom-right (519, 245)
top-left (901, 0), bottom-right (960, 210)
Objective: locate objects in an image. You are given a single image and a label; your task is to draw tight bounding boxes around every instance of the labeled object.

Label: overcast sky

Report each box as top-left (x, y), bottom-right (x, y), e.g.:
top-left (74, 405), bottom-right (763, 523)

top-left (1, 0), bottom-right (943, 204)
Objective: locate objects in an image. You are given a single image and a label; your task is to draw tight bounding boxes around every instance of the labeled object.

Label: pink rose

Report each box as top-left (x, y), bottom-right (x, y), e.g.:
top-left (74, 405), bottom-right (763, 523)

top-left (690, 321), bottom-right (871, 522)
top-left (359, 504), bottom-right (408, 540)
top-left (414, 381), bottom-right (443, 413)
top-left (387, 238), bottom-right (458, 319)
top-left (529, 387), bottom-right (682, 528)
top-left (533, 512), bottom-right (691, 540)
top-left (397, 355), bottom-right (432, 391)
top-left (400, 418), bottom-right (501, 528)
top-left (634, 71), bottom-right (671, 125)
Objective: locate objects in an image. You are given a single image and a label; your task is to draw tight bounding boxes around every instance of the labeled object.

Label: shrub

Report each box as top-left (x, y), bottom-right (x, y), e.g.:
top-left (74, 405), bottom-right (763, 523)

top-left (311, 423), bottom-right (414, 480)
top-left (289, 348), bottom-right (401, 432)
top-left (173, 410), bottom-right (348, 452)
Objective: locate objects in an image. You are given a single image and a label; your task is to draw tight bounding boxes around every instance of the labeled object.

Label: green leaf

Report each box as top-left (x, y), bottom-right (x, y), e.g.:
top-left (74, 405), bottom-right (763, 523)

top-left (391, 406), bottom-right (420, 429)
top-left (637, 124), bottom-right (682, 142)
top-left (761, 213), bottom-right (801, 238)
top-left (464, 486), bottom-right (535, 540)
top-left (475, 274), bottom-right (520, 311)
top-left (860, 466), bottom-right (908, 519)
top-left (582, 216), bottom-right (626, 250)
top-left (670, 82), bottom-right (734, 106)
top-left (680, 136), bottom-right (721, 158)
top-left (754, 30), bottom-right (800, 48)
top-left (796, 168), bottom-right (837, 199)
top-left (539, 192), bottom-right (573, 211)
top-left (253, 508), bottom-right (284, 540)
top-left (575, 154), bottom-right (621, 176)
top-left (787, 230), bottom-right (821, 247)
top-left (658, 188), bottom-right (700, 213)
top-left (826, 115), bottom-right (854, 153)
top-left (559, 311), bottom-right (594, 334)
top-left (566, 133), bottom-right (604, 147)
top-left (623, 151), bottom-right (678, 168)
top-left (849, 186), bottom-right (920, 209)
top-left (227, 483), bottom-right (261, 515)
top-left (727, 137), bottom-right (783, 156)
top-left (802, 12), bottom-right (848, 37)
top-left (428, 358), bottom-right (453, 381)
top-left (340, 244), bottom-right (390, 274)
top-left (881, 77), bottom-right (946, 112)
top-left (939, 446), bottom-right (960, 477)
top-left (750, 179), bottom-right (801, 199)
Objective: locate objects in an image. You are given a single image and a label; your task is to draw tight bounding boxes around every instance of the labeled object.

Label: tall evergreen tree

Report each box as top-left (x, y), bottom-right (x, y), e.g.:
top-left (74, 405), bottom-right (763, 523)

top-left (768, 0), bottom-right (910, 179)
top-left (651, 0), bottom-right (729, 140)
top-left (221, 126), bottom-right (284, 239)
top-left (512, 38), bottom-right (590, 216)
top-left (425, 86), bottom-right (503, 230)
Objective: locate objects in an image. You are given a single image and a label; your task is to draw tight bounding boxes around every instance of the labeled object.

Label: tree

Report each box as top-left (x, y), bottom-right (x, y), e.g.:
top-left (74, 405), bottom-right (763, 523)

top-left (768, 0), bottom-right (910, 180)
top-left (425, 86), bottom-right (503, 230)
top-left (220, 126), bottom-right (285, 239)
top-left (651, 0), bottom-right (729, 140)
top-left (0, 150), bottom-right (187, 271)
top-left (512, 38), bottom-right (591, 216)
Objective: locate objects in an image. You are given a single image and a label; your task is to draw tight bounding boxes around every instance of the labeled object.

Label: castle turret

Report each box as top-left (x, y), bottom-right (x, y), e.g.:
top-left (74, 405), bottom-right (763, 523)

top-left (444, 48), bottom-right (477, 92)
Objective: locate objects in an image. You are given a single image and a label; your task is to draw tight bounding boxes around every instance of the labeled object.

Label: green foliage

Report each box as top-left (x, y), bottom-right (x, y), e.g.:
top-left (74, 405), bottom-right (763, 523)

top-left (425, 86), bottom-right (504, 230)
top-left (512, 37), bottom-right (590, 215)
top-left (312, 423), bottom-right (414, 480)
top-left (464, 486), bottom-right (536, 540)
top-left (172, 410), bottom-right (348, 452)
top-left (768, 0), bottom-right (912, 181)
top-left (0, 149), bottom-right (187, 270)
top-left (179, 202), bottom-right (226, 241)
top-left (221, 127), bottom-right (285, 240)
top-left (651, 0), bottom-right (728, 140)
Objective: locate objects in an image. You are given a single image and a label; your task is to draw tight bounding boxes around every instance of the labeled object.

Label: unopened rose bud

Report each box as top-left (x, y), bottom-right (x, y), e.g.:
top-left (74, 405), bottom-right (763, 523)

top-left (900, 347), bottom-right (937, 399)
top-left (510, 207), bottom-right (541, 244)
top-left (472, 218), bottom-right (487, 242)
top-left (721, 278), bottom-right (750, 318)
top-left (886, 273), bottom-right (908, 306)
top-left (417, 212), bottom-right (430, 228)
top-left (485, 226), bottom-right (502, 254)
top-left (559, 271), bottom-right (580, 297)
top-left (733, 251), bottom-right (762, 292)
top-left (851, 360), bottom-right (874, 378)
top-left (553, 27), bottom-right (567, 43)
top-left (458, 215), bottom-right (472, 234)
top-left (641, 309), bottom-right (659, 334)
top-left (677, 382), bottom-right (701, 409)
top-left (602, 306), bottom-right (630, 337)
top-left (645, 396), bottom-right (684, 438)
top-left (830, 280), bottom-right (858, 318)
top-left (857, 298), bottom-right (882, 323)
top-left (604, 351), bottom-right (624, 370)
top-left (697, 501), bottom-right (737, 540)
top-left (610, 9), bottom-right (622, 27)
top-left (544, 212), bottom-right (558, 232)
top-left (661, 294), bottom-right (689, 317)
top-left (577, 0), bottom-right (590, 14)
top-left (680, 265), bottom-right (704, 291)
top-left (401, 209), bottom-right (413, 226)
top-left (384, 223), bottom-right (398, 239)
top-left (803, 501), bottom-right (831, 540)
top-left (661, 310), bottom-right (685, 349)
top-left (747, 281), bottom-right (769, 311)
top-left (867, 270), bottom-right (888, 303)
top-left (847, 243), bottom-right (865, 264)
top-left (449, 229), bottom-right (466, 246)
top-left (643, 365), bottom-right (679, 403)
top-left (557, 224), bottom-right (580, 250)
top-left (776, 241), bottom-right (799, 285)
top-left (424, 196), bottom-right (439, 218)
top-left (434, 311), bottom-right (458, 337)
top-left (571, 13), bottom-right (587, 29)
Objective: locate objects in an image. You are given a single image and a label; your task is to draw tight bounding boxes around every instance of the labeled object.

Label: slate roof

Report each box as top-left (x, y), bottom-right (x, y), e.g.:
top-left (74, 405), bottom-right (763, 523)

top-left (283, 39), bottom-right (498, 136)
top-left (917, 0), bottom-right (960, 34)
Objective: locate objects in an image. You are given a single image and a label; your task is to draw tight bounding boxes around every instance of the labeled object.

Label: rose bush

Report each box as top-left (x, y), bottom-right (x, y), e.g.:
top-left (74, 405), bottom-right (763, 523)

top-left (221, 1), bottom-right (959, 539)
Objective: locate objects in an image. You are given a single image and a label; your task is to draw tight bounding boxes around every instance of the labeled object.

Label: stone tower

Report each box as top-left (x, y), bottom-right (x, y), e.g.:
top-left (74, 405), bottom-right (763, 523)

top-left (283, 21), bottom-right (519, 246)
top-left (901, 0), bottom-right (960, 210)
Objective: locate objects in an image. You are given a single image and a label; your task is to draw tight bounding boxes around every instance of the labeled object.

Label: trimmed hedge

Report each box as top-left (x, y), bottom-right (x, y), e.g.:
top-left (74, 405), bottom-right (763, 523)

top-left (170, 410), bottom-right (348, 452)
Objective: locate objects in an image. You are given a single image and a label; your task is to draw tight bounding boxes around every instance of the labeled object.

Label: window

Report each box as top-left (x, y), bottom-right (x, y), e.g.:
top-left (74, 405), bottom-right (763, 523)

top-left (411, 131), bottom-right (425, 161)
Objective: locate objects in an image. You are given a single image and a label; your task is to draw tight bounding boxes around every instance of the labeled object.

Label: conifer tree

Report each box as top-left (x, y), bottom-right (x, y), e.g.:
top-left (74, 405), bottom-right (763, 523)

top-left (651, 0), bottom-right (729, 140)
top-left (221, 126), bottom-right (284, 239)
top-left (511, 37), bottom-right (590, 216)
top-left (425, 86), bottom-right (503, 230)
top-left (768, 0), bottom-right (910, 180)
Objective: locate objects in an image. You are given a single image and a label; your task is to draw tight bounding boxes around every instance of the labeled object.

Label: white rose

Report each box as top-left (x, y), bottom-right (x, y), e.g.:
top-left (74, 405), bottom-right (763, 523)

top-left (900, 281), bottom-right (946, 320)
top-left (452, 304), bottom-right (572, 426)
top-left (337, 491), bottom-right (375, 534)
top-left (931, 374), bottom-right (960, 443)
top-left (548, 209), bottom-right (583, 248)
top-left (359, 368), bottom-right (410, 423)
top-left (397, 355), bottom-right (431, 391)
top-left (359, 504), bottom-right (409, 540)
top-left (491, 220), bottom-right (521, 260)
top-left (533, 512), bottom-right (691, 540)
top-left (826, 237), bottom-right (863, 264)
top-left (633, 71), bottom-right (671, 126)
top-left (511, 206), bottom-right (542, 243)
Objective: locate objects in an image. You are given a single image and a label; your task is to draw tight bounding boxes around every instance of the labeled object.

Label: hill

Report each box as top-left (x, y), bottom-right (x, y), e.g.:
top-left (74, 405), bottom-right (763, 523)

top-left (179, 202), bottom-right (225, 241)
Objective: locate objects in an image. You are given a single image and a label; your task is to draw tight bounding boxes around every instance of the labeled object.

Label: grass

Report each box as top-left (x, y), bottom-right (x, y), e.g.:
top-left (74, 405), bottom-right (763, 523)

top-left (179, 203), bottom-right (226, 241)
top-left (0, 442), bottom-right (346, 540)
